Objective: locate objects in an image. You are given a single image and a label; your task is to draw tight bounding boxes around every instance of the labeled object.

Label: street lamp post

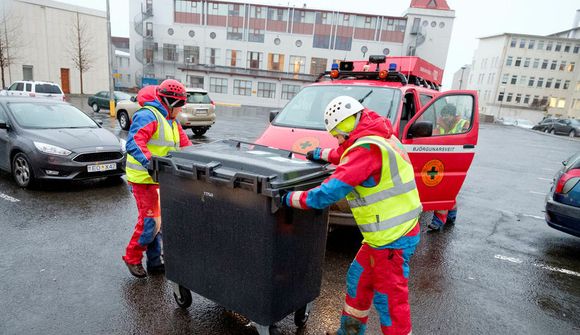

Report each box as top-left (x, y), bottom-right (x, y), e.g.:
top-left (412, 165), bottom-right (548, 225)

top-left (106, 0), bottom-right (116, 118)
top-left (458, 66), bottom-right (466, 89)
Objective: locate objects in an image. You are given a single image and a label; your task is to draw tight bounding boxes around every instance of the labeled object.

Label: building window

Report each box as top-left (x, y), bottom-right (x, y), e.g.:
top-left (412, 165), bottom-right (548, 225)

top-left (268, 53), bottom-right (284, 71)
top-left (22, 65), bottom-right (33, 81)
top-left (167, 28), bottom-right (174, 36)
top-left (310, 57), bottom-right (327, 75)
top-left (563, 80), bottom-right (570, 90)
top-left (533, 58), bottom-right (539, 69)
top-left (506, 93), bottom-right (513, 102)
top-left (209, 77), bottom-right (228, 93)
top-left (498, 91), bottom-right (505, 102)
top-left (510, 38), bottom-right (517, 47)
top-left (210, 32), bottom-right (216, 39)
top-left (573, 99), bottom-right (580, 110)
top-left (335, 36), bottom-right (352, 51)
top-left (281, 84), bottom-right (300, 100)
top-left (145, 22), bottom-right (153, 37)
top-left (576, 81), bottom-right (580, 91)
top-left (541, 59), bottom-right (548, 69)
top-left (515, 94), bottom-right (522, 103)
top-left (528, 77), bottom-right (535, 87)
top-left (227, 26), bottom-right (243, 41)
top-left (574, 45), bottom-right (580, 54)
top-left (163, 43), bottom-right (177, 61)
top-left (510, 75), bottom-right (517, 85)
top-left (546, 41), bottom-right (553, 51)
top-left (555, 42), bottom-right (562, 52)
top-left (247, 51), bottom-right (263, 69)
top-left (249, 29), bottom-right (265, 43)
top-left (537, 77), bottom-right (544, 88)
top-left (550, 60), bottom-right (557, 70)
top-left (226, 49), bottom-right (242, 67)
top-left (184, 45), bottom-right (200, 64)
top-left (519, 39), bottom-right (526, 48)
top-left (537, 40), bottom-right (544, 50)
top-left (187, 75), bottom-right (204, 89)
top-left (564, 44), bottom-right (571, 52)
top-left (506, 56), bottom-right (513, 66)
top-left (557, 98), bottom-right (566, 108)
top-left (528, 40), bottom-right (535, 49)
top-left (523, 95), bottom-right (530, 104)
top-left (554, 79), bottom-right (561, 89)
top-left (501, 73), bottom-right (509, 84)
top-left (233, 79), bottom-right (252, 96)
top-left (568, 62), bottom-right (576, 72)
top-left (205, 48), bottom-right (220, 65)
top-left (546, 78), bottom-right (553, 88)
top-left (549, 97), bottom-right (557, 108)
top-left (515, 57), bottom-right (522, 66)
top-left (295, 40), bottom-right (303, 47)
top-left (519, 76), bottom-right (527, 86)
top-left (289, 55), bottom-right (306, 73)
top-left (313, 34), bottom-right (331, 49)
top-left (524, 58), bottom-right (530, 68)
top-left (559, 61), bottom-right (566, 71)
top-left (257, 82), bottom-right (276, 98)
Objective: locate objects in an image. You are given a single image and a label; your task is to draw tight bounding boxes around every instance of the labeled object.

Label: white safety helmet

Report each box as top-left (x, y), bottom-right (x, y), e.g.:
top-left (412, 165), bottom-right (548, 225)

top-left (324, 96), bottom-right (364, 133)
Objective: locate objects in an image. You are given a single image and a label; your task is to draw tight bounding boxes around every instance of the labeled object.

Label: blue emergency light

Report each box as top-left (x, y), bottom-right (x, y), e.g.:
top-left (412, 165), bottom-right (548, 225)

top-left (389, 63), bottom-right (397, 72)
top-left (331, 63), bottom-right (339, 70)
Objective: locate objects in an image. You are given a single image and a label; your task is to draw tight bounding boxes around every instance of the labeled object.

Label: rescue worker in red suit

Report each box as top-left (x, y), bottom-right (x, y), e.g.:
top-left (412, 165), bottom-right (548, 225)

top-left (428, 104), bottom-right (468, 231)
top-left (282, 96), bottom-right (422, 335)
top-left (122, 80), bottom-right (192, 278)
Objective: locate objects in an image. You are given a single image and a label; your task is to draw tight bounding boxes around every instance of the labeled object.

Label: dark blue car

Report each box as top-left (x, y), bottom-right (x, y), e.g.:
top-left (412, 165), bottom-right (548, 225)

top-left (545, 152), bottom-right (580, 237)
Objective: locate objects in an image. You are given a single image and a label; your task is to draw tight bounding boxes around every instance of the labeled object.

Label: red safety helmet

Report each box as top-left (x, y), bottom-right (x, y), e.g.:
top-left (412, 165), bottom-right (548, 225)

top-left (157, 79), bottom-right (187, 108)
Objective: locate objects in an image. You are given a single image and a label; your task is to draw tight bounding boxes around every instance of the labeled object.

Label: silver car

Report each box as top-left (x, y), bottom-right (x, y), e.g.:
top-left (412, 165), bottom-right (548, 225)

top-left (115, 88), bottom-right (216, 137)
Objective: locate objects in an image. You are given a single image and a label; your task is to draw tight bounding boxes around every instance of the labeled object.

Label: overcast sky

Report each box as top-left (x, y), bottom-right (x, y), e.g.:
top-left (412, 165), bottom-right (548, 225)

top-left (56, 0), bottom-right (579, 88)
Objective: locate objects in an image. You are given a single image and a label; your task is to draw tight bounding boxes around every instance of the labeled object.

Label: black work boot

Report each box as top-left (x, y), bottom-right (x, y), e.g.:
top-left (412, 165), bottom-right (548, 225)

top-left (147, 263), bottom-right (165, 275)
top-left (124, 260), bottom-right (147, 278)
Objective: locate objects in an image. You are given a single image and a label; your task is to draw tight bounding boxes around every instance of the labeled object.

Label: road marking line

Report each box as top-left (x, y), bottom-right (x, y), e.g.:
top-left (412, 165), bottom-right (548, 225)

top-left (495, 254), bottom-right (580, 278)
top-left (538, 177), bottom-right (552, 181)
top-left (529, 191), bottom-right (546, 195)
top-left (522, 214), bottom-right (544, 220)
top-left (0, 192), bottom-right (20, 203)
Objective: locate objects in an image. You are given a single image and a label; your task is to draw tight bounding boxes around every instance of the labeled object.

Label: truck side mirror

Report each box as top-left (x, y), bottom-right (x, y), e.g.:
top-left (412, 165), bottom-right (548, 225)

top-left (407, 121), bottom-right (433, 138)
top-left (269, 110), bottom-right (280, 123)
top-left (0, 121), bottom-right (9, 130)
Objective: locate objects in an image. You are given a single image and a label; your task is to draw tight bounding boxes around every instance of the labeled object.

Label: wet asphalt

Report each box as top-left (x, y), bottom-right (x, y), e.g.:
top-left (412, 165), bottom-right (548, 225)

top-left (0, 97), bottom-right (579, 335)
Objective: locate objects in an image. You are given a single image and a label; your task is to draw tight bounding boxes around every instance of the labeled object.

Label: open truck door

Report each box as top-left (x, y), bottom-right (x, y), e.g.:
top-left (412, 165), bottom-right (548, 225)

top-left (402, 91), bottom-right (479, 211)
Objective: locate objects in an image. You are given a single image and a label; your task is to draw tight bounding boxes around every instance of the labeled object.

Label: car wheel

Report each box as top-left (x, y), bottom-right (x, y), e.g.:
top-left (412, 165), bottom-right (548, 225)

top-left (543, 128), bottom-right (549, 133)
top-left (550, 128), bottom-right (556, 135)
top-left (192, 127), bottom-right (208, 137)
top-left (569, 130), bottom-right (576, 138)
top-left (12, 153), bottom-right (36, 189)
top-left (118, 111), bottom-right (130, 130)
top-left (92, 103), bottom-right (100, 113)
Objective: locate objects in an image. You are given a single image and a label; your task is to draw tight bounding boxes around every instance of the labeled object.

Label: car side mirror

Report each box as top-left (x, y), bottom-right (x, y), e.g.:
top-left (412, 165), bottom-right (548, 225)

top-left (130, 96), bottom-right (137, 102)
top-left (269, 110), bottom-right (280, 123)
top-left (407, 121), bottom-right (433, 138)
top-left (0, 121), bottom-right (9, 130)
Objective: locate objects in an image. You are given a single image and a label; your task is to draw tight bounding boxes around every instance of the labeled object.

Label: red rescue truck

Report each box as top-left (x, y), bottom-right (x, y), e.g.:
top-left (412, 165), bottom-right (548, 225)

top-left (255, 55), bottom-right (479, 225)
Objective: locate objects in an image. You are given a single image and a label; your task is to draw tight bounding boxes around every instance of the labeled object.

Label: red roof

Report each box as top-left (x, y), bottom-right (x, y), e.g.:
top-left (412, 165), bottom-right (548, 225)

top-left (409, 0), bottom-right (451, 10)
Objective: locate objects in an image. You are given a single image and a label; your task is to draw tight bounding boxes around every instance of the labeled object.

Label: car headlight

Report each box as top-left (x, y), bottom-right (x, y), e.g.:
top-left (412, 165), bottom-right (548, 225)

top-left (119, 139), bottom-right (127, 153)
top-left (33, 141), bottom-right (72, 156)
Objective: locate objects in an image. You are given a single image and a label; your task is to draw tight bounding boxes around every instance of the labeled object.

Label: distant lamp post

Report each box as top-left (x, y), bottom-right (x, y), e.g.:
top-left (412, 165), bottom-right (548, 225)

top-left (458, 66), bottom-right (466, 89)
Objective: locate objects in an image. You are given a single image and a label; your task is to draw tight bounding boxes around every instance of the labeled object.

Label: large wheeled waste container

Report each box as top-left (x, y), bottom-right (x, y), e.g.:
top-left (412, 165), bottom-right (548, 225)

top-left (152, 140), bottom-right (331, 335)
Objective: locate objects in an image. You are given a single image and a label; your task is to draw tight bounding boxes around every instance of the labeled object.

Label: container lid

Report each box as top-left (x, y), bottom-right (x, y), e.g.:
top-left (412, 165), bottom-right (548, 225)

top-left (163, 140), bottom-right (332, 190)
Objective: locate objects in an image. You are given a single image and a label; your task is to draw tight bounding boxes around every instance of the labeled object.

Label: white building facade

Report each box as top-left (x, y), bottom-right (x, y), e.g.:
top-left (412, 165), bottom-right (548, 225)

top-left (1, 0), bottom-right (109, 94)
top-left (129, 0), bottom-right (455, 107)
top-left (468, 28), bottom-right (580, 122)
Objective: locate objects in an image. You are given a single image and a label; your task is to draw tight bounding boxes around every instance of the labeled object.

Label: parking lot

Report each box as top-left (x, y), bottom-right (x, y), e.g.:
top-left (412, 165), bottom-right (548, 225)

top-left (0, 99), bottom-right (579, 334)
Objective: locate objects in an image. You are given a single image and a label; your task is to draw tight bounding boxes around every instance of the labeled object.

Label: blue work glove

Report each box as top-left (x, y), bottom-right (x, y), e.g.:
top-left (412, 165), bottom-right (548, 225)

top-left (305, 147), bottom-right (326, 164)
top-left (281, 192), bottom-right (292, 207)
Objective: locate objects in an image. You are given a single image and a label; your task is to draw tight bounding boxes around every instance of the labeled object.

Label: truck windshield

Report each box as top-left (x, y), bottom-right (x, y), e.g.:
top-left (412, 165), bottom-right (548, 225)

top-left (273, 85), bottom-right (401, 130)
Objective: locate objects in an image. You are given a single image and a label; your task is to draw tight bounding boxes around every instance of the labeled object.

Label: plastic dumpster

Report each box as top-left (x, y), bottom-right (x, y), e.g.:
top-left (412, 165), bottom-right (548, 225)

top-left (152, 140), bottom-right (331, 334)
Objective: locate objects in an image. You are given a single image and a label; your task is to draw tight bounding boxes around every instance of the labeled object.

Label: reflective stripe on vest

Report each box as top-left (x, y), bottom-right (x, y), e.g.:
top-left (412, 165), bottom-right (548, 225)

top-left (342, 135), bottom-right (422, 247)
top-left (126, 106), bottom-right (179, 184)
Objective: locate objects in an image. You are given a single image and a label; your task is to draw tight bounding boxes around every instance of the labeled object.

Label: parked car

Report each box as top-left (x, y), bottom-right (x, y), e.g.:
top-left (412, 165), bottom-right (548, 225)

top-left (545, 152), bottom-right (580, 237)
top-left (0, 97), bottom-right (126, 188)
top-left (532, 117), bottom-right (557, 133)
top-left (87, 91), bottom-right (133, 112)
top-left (495, 117), bottom-right (515, 126)
top-left (514, 119), bottom-right (534, 129)
top-left (549, 119), bottom-right (580, 137)
top-left (3, 81), bottom-right (65, 101)
top-left (115, 88), bottom-right (216, 136)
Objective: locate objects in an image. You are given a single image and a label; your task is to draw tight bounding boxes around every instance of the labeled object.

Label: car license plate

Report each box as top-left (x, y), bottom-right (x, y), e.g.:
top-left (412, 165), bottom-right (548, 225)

top-left (87, 163), bottom-right (117, 172)
top-left (195, 108), bottom-right (208, 115)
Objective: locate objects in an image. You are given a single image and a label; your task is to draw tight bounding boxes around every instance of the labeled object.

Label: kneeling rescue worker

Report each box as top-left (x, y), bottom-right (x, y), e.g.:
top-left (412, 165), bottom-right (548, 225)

top-left (122, 79), bottom-right (192, 278)
top-left (282, 96), bottom-right (422, 335)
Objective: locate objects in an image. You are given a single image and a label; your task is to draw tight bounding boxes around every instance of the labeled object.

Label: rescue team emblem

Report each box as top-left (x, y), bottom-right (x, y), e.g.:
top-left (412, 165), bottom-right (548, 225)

top-left (292, 137), bottom-right (320, 154)
top-left (421, 160), bottom-right (445, 187)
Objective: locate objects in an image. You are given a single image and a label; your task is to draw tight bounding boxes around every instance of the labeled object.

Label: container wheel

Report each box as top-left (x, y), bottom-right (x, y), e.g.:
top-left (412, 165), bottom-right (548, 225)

top-left (173, 285), bottom-right (192, 308)
top-left (294, 302), bottom-right (312, 328)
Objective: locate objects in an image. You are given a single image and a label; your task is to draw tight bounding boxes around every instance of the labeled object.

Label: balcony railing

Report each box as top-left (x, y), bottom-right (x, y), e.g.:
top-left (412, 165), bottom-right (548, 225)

top-left (179, 63), bottom-right (317, 82)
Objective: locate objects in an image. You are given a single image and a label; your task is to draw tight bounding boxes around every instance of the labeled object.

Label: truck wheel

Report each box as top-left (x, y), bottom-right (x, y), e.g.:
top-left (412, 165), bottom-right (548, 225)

top-left (173, 285), bottom-right (192, 308)
top-left (192, 127), bottom-right (207, 137)
top-left (294, 303), bottom-right (312, 328)
top-left (419, 211), bottom-right (434, 227)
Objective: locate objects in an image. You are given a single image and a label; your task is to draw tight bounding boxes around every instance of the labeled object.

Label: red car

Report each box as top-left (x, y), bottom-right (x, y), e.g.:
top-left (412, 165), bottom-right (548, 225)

top-left (255, 55), bottom-right (479, 226)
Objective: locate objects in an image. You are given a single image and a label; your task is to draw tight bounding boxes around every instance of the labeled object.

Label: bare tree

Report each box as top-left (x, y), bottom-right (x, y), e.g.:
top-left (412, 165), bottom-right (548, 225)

top-left (0, 8), bottom-right (22, 89)
top-left (68, 12), bottom-right (94, 94)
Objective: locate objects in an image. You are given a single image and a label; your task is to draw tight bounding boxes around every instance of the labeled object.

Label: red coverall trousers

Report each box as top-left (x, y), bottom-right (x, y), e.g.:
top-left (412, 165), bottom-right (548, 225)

top-left (122, 183), bottom-right (163, 267)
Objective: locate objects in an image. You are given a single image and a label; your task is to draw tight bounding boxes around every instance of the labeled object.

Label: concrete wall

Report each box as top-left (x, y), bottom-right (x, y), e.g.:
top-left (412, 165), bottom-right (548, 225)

top-left (2, 0), bottom-right (109, 94)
